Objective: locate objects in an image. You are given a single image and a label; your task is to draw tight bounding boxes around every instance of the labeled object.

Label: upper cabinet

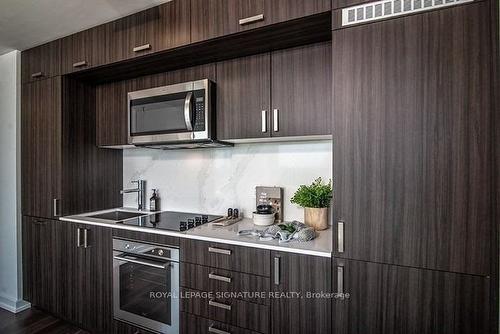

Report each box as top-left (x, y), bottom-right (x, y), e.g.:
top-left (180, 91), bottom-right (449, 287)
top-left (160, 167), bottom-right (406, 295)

top-left (191, 0), bottom-right (331, 43)
top-left (217, 41), bottom-right (331, 141)
top-left (61, 29), bottom-right (97, 74)
top-left (105, 1), bottom-right (190, 63)
top-left (21, 40), bottom-right (61, 83)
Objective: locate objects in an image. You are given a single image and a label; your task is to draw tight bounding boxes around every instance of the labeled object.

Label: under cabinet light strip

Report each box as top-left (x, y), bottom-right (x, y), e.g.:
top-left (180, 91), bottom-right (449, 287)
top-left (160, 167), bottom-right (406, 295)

top-left (342, 0), bottom-right (473, 26)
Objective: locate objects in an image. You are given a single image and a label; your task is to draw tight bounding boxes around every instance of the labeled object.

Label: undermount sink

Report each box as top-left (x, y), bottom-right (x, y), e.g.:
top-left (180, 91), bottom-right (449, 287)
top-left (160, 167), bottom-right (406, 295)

top-left (87, 210), bottom-right (147, 221)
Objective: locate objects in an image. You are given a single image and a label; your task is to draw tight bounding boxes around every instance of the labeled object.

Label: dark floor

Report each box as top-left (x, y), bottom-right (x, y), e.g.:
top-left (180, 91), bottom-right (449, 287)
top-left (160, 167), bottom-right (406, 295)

top-left (0, 307), bottom-right (88, 334)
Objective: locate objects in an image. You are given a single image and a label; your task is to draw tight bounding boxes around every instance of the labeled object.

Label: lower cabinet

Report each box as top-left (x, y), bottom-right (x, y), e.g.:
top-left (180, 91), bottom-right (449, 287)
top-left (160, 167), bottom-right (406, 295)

top-left (22, 217), bottom-right (113, 333)
top-left (270, 252), bottom-right (332, 334)
top-left (332, 259), bottom-right (491, 334)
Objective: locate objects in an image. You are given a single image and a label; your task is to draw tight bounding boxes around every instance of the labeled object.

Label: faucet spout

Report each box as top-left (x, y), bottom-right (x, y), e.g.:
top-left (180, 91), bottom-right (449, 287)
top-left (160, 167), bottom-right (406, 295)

top-left (121, 180), bottom-right (146, 210)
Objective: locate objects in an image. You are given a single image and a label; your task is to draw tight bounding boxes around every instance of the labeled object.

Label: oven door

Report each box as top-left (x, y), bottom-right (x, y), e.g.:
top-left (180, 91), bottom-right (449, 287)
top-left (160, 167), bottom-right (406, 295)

top-left (113, 252), bottom-right (179, 334)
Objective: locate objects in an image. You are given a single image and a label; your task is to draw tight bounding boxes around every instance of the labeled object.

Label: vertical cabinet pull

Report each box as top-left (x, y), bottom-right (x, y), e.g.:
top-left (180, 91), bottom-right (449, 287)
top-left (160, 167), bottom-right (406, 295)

top-left (53, 198), bottom-right (60, 217)
top-left (208, 299), bottom-right (232, 311)
top-left (133, 44), bottom-right (151, 52)
top-left (76, 228), bottom-right (81, 248)
top-left (83, 229), bottom-right (89, 248)
top-left (274, 257), bottom-right (280, 285)
top-left (208, 324), bottom-right (230, 334)
top-left (239, 14), bottom-right (264, 25)
top-left (337, 266), bottom-right (344, 294)
top-left (208, 247), bottom-right (231, 255)
top-left (273, 109), bottom-right (279, 132)
top-left (337, 220), bottom-right (345, 253)
top-left (261, 110), bottom-right (267, 132)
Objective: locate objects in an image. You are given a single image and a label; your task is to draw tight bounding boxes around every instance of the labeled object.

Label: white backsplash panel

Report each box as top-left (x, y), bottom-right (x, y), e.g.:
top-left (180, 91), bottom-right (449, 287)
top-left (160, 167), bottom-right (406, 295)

top-left (123, 141), bottom-right (332, 222)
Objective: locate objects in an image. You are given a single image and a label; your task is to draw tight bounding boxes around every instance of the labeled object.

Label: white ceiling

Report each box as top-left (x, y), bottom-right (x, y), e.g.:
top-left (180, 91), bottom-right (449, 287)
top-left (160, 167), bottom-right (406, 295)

top-left (0, 0), bottom-right (170, 55)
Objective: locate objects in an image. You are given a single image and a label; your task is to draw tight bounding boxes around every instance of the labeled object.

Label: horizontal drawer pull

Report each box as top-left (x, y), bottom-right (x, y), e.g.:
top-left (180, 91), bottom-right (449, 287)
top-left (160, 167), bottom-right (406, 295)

top-left (31, 72), bottom-right (43, 78)
top-left (208, 324), bottom-right (230, 334)
top-left (208, 247), bottom-right (232, 255)
top-left (209, 272), bottom-right (232, 283)
top-left (72, 60), bottom-right (87, 68)
top-left (133, 43), bottom-right (151, 52)
top-left (239, 14), bottom-right (264, 25)
top-left (209, 299), bottom-right (232, 311)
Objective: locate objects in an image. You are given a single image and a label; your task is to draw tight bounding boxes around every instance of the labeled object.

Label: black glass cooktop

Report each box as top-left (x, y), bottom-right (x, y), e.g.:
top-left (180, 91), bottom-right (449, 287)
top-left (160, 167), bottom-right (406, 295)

top-left (118, 211), bottom-right (222, 231)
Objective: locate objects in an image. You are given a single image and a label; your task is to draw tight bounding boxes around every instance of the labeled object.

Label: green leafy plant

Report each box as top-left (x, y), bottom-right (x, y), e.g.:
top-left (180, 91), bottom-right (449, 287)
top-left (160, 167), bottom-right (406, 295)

top-left (290, 177), bottom-right (332, 208)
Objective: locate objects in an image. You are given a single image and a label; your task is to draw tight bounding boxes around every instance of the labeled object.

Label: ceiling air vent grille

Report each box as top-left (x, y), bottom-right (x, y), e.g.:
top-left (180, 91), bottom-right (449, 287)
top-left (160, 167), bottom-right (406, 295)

top-left (342, 0), bottom-right (473, 26)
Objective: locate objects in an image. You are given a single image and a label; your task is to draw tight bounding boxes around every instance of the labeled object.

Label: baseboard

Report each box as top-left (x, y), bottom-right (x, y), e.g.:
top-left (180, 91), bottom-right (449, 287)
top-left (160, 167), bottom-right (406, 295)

top-left (0, 294), bottom-right (31, 313)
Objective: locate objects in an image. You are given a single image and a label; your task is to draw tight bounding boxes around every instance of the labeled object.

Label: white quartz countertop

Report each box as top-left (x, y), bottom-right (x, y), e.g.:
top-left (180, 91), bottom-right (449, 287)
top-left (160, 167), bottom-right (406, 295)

top-left (60, 210), bottom-right (332, 257)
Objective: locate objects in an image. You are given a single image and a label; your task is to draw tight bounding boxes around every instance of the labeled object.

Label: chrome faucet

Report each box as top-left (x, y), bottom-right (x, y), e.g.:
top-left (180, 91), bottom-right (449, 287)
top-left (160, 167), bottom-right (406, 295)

top-left (121, 180), bottom-right (146, 211)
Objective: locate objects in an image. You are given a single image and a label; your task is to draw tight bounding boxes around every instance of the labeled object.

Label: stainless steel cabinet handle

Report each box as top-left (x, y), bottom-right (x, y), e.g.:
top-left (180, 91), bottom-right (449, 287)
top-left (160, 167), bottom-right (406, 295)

top-left (53, 199), bottom-right (60, 217)
top-left (274, 257), bottom-right (280, 285)
top-left (83, 229), bottom-right (89, 248)
top-left (208, 299), bottom-right (232, 311)
top-left (72, 60), bottom-right (87, 68)
top-left (338, 220), bottom-right (345, 253)
top-left (133, 43), bottom-right (151, 52)
top-left (184, 91), bottom-right (193, 131)
top-left (208, 324), bottom-right (230, 334)
top-left (273, 108), bottom-right (279, 132)
top-left (337, 266), bottom-right (344, 294)
top-left (113, 254), bottom-right (169, 269)
top-left (239, 14), bottom-right (264, 25)
top-left (76, 228), bottom-right (81, 248)
top-left (209, 272), bottom-right (232, 283)
top-left (31, 72), bottom-right (43, 78)
top-left (261, 110), bottom-right (267, 132)
top-left (208, 247), bottom-right (231, 255)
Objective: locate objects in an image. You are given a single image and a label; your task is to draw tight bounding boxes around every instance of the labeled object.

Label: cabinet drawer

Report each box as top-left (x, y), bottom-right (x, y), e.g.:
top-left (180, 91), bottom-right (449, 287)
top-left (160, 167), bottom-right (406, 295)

top-left (180, 239), bottom-right (270, 276)
top-left (181, 263), bottom-right (269, 305)
top-left (21, 40), bottom-right (61, 83)
top-left (181, 288), bottom-right (269, 333)
top-left (181, 312), bottom-right (261, 334)
top-left (112, 229), bottom-right (180, 246)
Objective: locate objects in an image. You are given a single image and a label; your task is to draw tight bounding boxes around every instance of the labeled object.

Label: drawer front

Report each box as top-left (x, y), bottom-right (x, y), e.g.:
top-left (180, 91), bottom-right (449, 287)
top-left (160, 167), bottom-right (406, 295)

top-left (181, 263), bottom-right (270, 305)
top-left (112, 229), bottom-right (180, 246)
top-left (180, 239), bottom-right (270, 276)
top-left (181, 312), bottom-right (261, 334)
top-left (181, 288), bottom-right (269, 333)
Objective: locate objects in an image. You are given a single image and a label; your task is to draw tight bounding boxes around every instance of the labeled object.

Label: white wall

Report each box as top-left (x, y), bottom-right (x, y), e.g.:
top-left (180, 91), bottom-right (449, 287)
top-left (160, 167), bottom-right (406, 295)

top-left (123, 140), bottom-right (332, 221)
top-left (0, 50), bottom-right (28, 313)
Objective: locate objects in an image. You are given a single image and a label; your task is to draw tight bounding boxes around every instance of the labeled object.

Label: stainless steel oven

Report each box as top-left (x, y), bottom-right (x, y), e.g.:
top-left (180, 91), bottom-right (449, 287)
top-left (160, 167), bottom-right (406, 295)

top-left (113, 238), bottom-right (179, 334)
top-left (127, 79), bottom-right (229, 149)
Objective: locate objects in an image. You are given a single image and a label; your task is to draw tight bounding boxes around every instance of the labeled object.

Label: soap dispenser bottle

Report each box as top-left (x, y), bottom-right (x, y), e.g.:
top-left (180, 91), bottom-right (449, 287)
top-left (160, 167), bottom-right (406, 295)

top-left (150, 189), bottom-right (160, 211)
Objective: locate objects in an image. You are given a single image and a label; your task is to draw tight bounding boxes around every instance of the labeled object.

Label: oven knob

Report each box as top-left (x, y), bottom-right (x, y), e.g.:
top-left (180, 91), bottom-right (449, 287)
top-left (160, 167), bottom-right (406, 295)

top-left (158, 249), bottom-right (164, 256)
top-left (125, 244), bottom-right (131, 249)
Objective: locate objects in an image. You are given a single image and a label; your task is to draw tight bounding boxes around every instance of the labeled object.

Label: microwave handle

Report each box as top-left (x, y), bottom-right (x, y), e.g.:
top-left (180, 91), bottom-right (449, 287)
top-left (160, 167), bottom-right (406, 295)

top-left (184, 92), bottom-right (194, 131)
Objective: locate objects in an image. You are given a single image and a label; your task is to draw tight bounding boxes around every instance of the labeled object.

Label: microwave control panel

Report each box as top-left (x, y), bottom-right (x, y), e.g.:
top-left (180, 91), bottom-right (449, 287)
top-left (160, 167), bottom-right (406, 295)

top-left (193, 91), bottom-right (206, 131)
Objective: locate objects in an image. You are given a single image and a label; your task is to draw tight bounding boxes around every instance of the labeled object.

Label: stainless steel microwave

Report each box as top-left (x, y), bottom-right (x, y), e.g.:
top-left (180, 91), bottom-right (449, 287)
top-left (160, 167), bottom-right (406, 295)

top-left (127, 79), bottom-right (230, 149)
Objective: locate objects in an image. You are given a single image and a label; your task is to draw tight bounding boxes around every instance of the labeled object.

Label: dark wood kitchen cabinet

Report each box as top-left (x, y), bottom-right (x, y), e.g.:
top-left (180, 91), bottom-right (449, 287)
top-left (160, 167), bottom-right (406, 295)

top-left (270, 41), bottom-right (331, 137)
top-left (331, 1), bottom-right (494, 276)
top-left (217, 42), bottom-right (331, 140)
top-left (270, 252), bottom-right (331, 334)
top-left (105, 0), bottom-right (190, 63)
top-left (267, 0), bottom-right (331, 24)
top-left (61, 28), bottom-right (96, 74)
top-left (216, 53), bottom-right (271, 140)
top-left (21, 40), bottom-right (61, 83)
top-left (332, 259), bottom-right (491, 334)
top-left (21, 77), bottom-right (122, 218)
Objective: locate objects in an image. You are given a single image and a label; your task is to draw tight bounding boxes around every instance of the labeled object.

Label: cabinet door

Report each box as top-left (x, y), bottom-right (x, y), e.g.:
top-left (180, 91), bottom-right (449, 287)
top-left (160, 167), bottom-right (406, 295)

top-left (60, 29), bottom-right (95, 74)
top-left (21, 78), bottom-right (62, 219)
top-left (191, 0), bottom-right (270, 43)
top-left (106, 1), bottom-right (190, 63)
top-left (333, 259), bottom-right (491, 334)
top-left (216, 54), bottom-right (271, 140)
top-left (332, 2), bottom-right (492, 275)
top-left (267, 0), bottom-right (331, 23)
top-left (271, 42), bottom-right (331, 137)
top-left (21, 40), bottom-right (61, 83)
top-left (270, 252), bottom-right (331, 334)
top-left (23, 217), bottom-right (61, 313)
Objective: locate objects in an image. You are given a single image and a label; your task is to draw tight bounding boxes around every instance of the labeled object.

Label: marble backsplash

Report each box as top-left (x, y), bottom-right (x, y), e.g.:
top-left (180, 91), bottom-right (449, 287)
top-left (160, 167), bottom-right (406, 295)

top-left (123, 140), bottom-right (332, 222)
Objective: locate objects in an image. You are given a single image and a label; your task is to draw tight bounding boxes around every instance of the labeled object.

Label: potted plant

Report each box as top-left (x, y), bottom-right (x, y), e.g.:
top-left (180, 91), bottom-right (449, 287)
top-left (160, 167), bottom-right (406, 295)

top-left (290, 177), bottom-right (332, 230)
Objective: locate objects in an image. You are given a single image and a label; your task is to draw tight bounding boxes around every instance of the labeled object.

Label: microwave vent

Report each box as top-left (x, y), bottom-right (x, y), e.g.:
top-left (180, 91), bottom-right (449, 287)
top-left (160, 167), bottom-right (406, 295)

top-left (341, 0), bottom-right (472, 26)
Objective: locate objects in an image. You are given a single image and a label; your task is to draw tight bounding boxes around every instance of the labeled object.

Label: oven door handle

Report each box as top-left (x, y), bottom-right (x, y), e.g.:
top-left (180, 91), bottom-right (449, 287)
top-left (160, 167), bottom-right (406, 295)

top-left (113, 254), bottom-right (170, 269)
top-left (184, 91), bottom-right (194, 131)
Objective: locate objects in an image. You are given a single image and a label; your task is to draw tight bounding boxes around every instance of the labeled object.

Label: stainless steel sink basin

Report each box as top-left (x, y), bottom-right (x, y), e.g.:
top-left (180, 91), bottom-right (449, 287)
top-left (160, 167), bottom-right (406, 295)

top-left (87, 210), bottom-right (147, 221)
